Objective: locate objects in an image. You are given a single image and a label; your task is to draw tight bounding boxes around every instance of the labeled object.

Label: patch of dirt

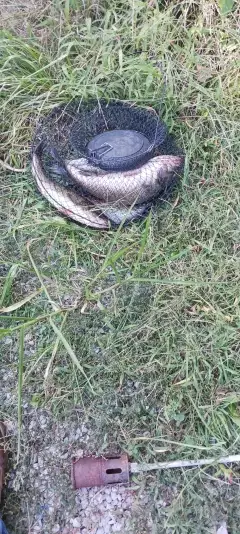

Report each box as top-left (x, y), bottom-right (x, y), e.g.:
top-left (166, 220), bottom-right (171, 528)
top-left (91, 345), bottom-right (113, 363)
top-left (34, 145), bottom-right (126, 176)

top-left (5, 411), bottom-right (152, 534)
top-left (0, 337), bottom-right (153, 534)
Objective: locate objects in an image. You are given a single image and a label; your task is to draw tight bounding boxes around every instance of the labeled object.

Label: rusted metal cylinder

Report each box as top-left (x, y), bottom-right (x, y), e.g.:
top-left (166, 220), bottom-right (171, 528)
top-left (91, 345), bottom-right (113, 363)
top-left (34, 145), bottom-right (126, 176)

top-left (72, 454), bottom-right (129, 489)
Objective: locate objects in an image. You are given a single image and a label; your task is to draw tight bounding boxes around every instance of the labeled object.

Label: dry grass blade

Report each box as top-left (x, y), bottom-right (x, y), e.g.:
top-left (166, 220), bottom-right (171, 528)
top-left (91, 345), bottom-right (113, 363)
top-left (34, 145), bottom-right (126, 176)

top-left (0, 289), bottom-right (42, 313)
top-left (0, 264), bottom-right (18, 307)
top-left (44, 313), bottom-right (68, 382)
top-left (0, 159), bottom-right (27, 173)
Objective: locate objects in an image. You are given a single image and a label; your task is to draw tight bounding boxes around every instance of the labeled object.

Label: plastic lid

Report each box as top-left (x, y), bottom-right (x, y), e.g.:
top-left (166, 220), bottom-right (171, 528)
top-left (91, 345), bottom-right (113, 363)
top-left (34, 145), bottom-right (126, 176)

top-left (87, 129), bottom-right (151, 164)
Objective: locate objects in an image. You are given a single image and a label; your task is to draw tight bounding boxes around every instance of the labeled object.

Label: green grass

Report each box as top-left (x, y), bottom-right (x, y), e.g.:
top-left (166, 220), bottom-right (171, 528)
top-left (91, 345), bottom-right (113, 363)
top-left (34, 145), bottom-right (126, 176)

top-left (0, 0), bottom-right (240, 531)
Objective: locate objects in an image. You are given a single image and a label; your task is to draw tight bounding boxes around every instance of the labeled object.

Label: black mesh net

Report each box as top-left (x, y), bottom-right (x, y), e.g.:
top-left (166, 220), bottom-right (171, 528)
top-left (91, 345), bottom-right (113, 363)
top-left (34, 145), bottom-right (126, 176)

top-left (31, 99), bottom-right (183, 228)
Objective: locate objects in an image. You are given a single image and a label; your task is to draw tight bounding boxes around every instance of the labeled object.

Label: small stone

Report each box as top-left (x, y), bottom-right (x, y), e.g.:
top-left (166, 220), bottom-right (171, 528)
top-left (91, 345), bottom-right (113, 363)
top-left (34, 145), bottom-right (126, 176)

top-left (37, 456), bottom-right (44, 467)
top-left (82, 517), bottom-right (90, 528)
top-left (42, 468), bottom-right (48, 475)
top-left (39, 416), bottom-right (47, 428)
top-left (217, 524), bottom-right (228, 534)
top-left (4, 336), bottom-right (12, 344)
top-left (74, 448), bottom-right (84, 458)
top-left (112, 523), bottom-right (123, 532)
top-left (70, 518), bottom-right (81, 528)
top-left (80, 497), bottom-right (88, 509)
top-left (79, 487), bottom-right (88, 497)
top-left (31, 526), bottom-right (41, 533)
top-left (96, 493), bottom-right (103, 504)
top-left (52, 524), bottom-right (60, 533)
top-left (60, 451), bottom-right (69, 460)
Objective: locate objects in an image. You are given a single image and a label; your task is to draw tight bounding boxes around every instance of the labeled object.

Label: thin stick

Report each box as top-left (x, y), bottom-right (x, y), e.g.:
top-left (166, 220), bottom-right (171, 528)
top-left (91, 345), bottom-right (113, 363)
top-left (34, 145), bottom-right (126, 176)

top-left (130, 454), bottom-right (240, 473)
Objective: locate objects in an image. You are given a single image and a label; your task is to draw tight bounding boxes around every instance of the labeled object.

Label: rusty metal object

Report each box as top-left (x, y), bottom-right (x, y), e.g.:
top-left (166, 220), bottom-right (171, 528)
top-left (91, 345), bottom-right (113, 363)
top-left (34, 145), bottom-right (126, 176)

top-left (0, 423), bottom-right (7, 504)
top-left (72, 451), bottom-right (240, 490)
top-left (72, 453), bottom-right (129, 489)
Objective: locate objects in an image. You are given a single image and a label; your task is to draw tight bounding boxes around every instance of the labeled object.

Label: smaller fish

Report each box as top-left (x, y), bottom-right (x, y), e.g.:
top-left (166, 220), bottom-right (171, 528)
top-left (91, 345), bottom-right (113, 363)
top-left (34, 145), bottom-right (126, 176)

top-left (97, 202), bottom-right (151, 225)
top-left (66, 155), bottom-right (184, 205)
top-left (31, 152), bottom-right (109, 230)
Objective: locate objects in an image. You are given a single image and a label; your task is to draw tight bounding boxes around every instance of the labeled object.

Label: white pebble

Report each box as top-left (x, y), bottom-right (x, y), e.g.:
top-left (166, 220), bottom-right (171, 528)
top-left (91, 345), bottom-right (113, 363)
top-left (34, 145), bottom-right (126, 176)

top-left (80, 498), bottom-right (88, 509)
top-left (102, 525), bottom-right (110, 534)
top-left (52, 524), bottom-right (60, 533)
top-left (112, 523), bottom-right (123, 532)
top-left (96, 493), bottom-right (103, 504)
top-left (82, 517), bottom-right (91, 528)
top-left (70, 517), bottom-right (81, 528)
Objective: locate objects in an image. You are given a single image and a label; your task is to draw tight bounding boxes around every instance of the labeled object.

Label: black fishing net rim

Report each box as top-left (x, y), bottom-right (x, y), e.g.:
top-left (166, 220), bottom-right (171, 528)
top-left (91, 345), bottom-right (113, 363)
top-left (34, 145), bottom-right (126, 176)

top-left (32, 99), bottom-right (169, 172)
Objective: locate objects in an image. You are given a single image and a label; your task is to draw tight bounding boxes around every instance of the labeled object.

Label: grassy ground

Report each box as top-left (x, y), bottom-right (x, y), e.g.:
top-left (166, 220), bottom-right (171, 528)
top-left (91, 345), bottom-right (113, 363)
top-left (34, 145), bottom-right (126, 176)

top-left (0, 0), bottom-right (240, 532)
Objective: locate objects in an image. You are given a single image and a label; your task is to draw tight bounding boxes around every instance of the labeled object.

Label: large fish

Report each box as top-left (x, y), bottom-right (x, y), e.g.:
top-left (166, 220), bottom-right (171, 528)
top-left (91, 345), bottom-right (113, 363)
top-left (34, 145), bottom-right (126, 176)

top-left (32, 152), bottom-right (109, 229)
top-left (66, 155), bottom-right (184, 205)
top-left (48, 157), bottom-right (151, 224)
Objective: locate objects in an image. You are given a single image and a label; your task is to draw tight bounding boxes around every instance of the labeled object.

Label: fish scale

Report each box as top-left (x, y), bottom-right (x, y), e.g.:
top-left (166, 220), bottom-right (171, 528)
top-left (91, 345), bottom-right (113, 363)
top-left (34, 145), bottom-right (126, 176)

top-left (66, 155), bottom-right (183, 206)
